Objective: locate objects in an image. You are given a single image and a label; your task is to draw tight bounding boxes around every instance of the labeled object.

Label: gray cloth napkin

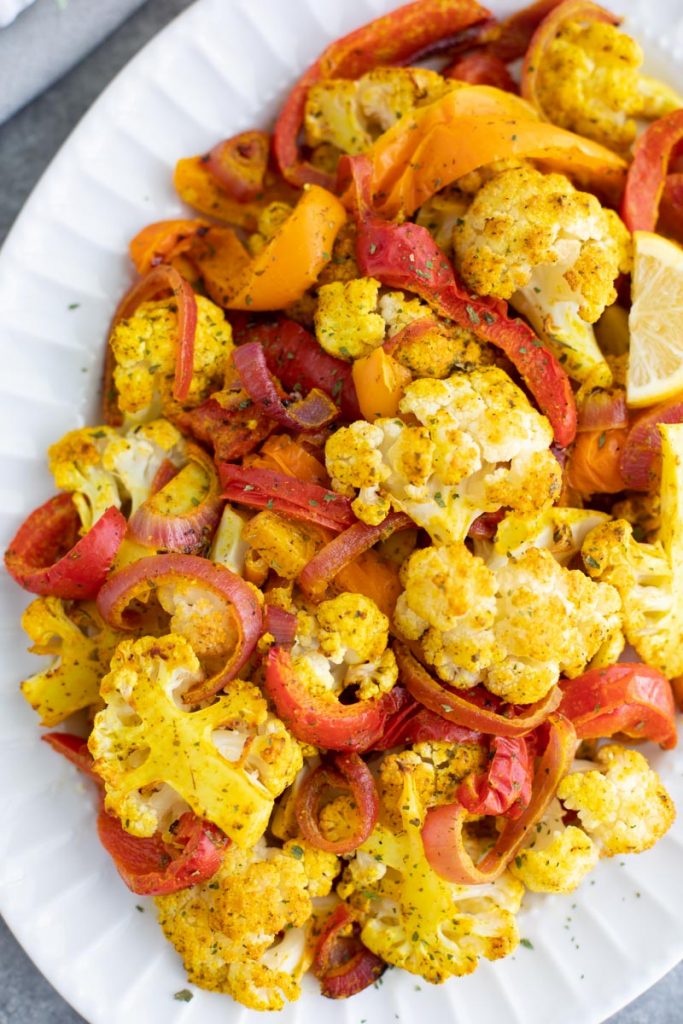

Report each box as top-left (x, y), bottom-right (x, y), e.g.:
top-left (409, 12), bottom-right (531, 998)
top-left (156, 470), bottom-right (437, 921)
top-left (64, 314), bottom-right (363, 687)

top-left (0, 0), bottom-right (149, 124)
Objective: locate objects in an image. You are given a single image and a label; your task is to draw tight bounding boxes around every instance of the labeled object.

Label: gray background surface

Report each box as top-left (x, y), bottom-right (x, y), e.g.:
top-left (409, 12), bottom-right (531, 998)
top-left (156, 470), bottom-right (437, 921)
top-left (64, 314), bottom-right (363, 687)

top-left (0, 1), bottom-right (681, 1022)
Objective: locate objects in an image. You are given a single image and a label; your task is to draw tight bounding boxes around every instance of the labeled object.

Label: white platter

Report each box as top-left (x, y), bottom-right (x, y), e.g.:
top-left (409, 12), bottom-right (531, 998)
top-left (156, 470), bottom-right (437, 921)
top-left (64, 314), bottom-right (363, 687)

top-left (1, 1), bottom-right (683, 1022)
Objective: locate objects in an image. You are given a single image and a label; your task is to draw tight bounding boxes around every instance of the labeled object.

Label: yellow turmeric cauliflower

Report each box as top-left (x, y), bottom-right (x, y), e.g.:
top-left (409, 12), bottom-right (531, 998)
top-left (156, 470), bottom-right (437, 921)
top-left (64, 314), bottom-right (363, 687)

top-left (292, 593), bottom-right (398, 702)
top-left (242, 510), bottom-right (322, 579)
top-left (377, 744), bottom-right (486, 831)
top-left (394, 543), bottom-right (623, 703)
top-left (304, 67), bottom-right (451, 155)
top-left (343, 755), bottom-right (522, 984)
top-left (379, 290), bottom-right (483, 377)
top-left (453, 165), bottom-right (631, 384)
top-left (582, 423), bottom-right (683, 677)
top-left (20, 598), bottom-right (125, 726)
top-left (314, 277), bottom-right (386, 360)
top-left (326, 367), bottom-right (561, 540)
top-left (89, 635), bottom-right (301, 846)
top-left (558, 746), bottom-right (675, 857)
top-left (533, 17), bottom-right (682, 154)
top-left (156, 837), bottom-right (326, 1008)
top-left (109, 295), bottom-right (232, 421)
top-left (48, 418), bottom-right (185, 530)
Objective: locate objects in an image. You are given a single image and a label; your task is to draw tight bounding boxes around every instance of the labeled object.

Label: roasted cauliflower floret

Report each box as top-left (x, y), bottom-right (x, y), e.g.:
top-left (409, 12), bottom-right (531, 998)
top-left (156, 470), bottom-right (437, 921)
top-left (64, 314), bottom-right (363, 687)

top-left (48, 419), bottom-right (185, 530)
top-left (291, 593), bottom-right (398, 702)
top-left (242, 510), bottom-right (322, 580)
top-left (379, 290), bottom-right (482, 377)
top-left (485, 506), bottom-right (610, 569)
top-left (109, 295), bottom-right (232, 421)
top-left (510, 798), bottom-right (599, 894)
top-left (223, 927), bottom-right (309, 1011)
top-left (453, 165), bottom-right (631, 384)
top-left (283, 839), bottom-right (340, 899)
top-left (533, 17), bottom-right (682, 154)
top-left (304, 67), bottom-right (451, 155)
top-left (344, 757), bottom-right (522, 983)
top-left (558, 746), bottom-right (675, 857)
top-left (20, 597), bottom-right (125, 726)
top-left (582, 421), bottom-right (683, 677)
top-left (327, 368), bottom-right (561, 542)
top-left (247, 201), bottom-right (294, 256)
top-left (89, 635), bottom-right (301, 846)
top-left (314, 277), bottom-right (385, 360)
top-left (156, 837), bottom-right (312, 1005)
top-left (415, 188), bottom-right (471, 254)
top-left (394, 543), bottom-right (623, 703)
top-left (378, 744), bottom-right (486, 831)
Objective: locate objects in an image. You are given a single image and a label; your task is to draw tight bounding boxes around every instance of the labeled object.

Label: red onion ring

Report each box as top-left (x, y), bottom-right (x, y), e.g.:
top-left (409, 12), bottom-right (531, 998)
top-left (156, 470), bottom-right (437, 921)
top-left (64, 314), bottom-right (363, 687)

top-left (577, 388), bottom-right (628, 433)
top-left (312, 903), bottom-right (385, 999)
top-left (295, 752), bottom-right (379, 855)
top-left (233, 341), bottom-right (338, 431)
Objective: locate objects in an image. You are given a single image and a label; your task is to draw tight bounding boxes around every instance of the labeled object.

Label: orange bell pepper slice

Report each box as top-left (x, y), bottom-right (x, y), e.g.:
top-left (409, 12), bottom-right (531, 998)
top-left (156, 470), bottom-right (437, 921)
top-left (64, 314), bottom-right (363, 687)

top-left (369, 113), bottom-right (626, 219)
top-left (212, 185), bottom-right (346, 311)
top-left (247, 434), bottom-right (330, 487)
top-left (173, 155), bottom-right (299, 231)
top-left (352, 347), bottom-right (412, 421)
top-left (334, 549), bottom-right (403, 621)
top-left (566, 426), bottom-right (629, 495)
top-left (129, 219), bottom-right (210, 275)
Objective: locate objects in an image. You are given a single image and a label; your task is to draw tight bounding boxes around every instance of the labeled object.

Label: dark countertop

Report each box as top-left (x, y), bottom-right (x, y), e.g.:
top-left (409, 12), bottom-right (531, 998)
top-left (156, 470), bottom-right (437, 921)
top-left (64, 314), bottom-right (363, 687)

top-left (0, 2), bottom-right (681, 1022)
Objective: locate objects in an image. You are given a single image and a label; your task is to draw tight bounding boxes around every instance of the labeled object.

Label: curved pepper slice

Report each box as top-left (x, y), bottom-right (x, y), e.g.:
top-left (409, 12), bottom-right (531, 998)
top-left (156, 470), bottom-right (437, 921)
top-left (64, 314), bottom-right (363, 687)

top-left (343, 154), bottom-right (577, 445)
top-left (42, 733), bottom-right (228, 896)
top-left (559, 664), bottom-right (677, 750)
top-left (521, 1), bottom-right (620, 117)
top-left (129, 219), bottom-right (210, 276)
top-left (264, 646), bottom-right (404, 752)
top-left (205, 130), bottom-right (270, 201)
top-left (622, 110), bottom-right (683, 233)
top-left (96, 553), bottom-right (262, 704)
top-left (445, 52), bottom-right (518, 91)
top-left (395, 643), bottom-right (561, 737)
top-left (456, 735), bottom-right (533, 819)
top-left (190, 185), bottom-right (346, 311)
top-left (472, 0), bottom-right (565, 62)
top-left (312, 904), bottom-right (385, 999)
top-left (273, 0), bottom-right (491, 188)
top-left (370, 688), bottom-right (484, 749)
top-left (295, 753), bottom-right (379, 854)
top-left (4, 496), bottom-right (126, 600)
top-left (422, 714), bottom-right (576, 883)
top-left (219, 464), bottom-right (356, 532)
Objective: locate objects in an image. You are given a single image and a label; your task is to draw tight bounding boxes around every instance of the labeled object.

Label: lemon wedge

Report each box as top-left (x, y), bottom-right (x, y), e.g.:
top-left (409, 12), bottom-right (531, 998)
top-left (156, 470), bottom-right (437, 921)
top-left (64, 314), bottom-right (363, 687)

top-left (627, 230), bottom-right (683, 407)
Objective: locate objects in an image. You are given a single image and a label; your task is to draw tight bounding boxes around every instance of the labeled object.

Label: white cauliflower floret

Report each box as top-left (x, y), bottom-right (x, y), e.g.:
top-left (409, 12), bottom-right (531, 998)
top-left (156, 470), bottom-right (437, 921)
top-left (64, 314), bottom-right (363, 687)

top-left (454, 165), bottom-right (631, 384)
top-left (291, 593), bottom-right (398, 703)
top-left (304, 67), bottom-right (451, 155)
top-left (394, 543), bottom-right (623, 704)
top-left (582, 423), bottom-right (683, 677)
top-left (558, 746), bottom-right (675, 857)
top-left (344, 755), bottom-right (522, 984)
top-left (156, 838), bottom-right (315, 1006)
top-left (326, 367), bottom-right (561, 543)
top-left (48, 419), bottom-right (185, 530)
top-left (314, 277), bottom-right (385, 360)
top-left (89, 635), bottom-right (301, 846)
top-left (109, 295), bottom-right (233, 422)
top-left (485, 506), bottom-right (610, 569)
top-left (510, 798), bottom-right (599, 894)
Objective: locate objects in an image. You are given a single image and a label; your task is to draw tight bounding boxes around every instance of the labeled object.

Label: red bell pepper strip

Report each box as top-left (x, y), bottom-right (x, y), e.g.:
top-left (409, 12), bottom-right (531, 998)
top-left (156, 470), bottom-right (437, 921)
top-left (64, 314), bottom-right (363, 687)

top-left (4, 496), bottom-right (126, 600)
top-left (298, 512), bottom-right (413, 601)
top-left (264, 645), bottom-right (405, 752)
top-left (620, 397), bottom-right (683, 491)
top-left (559, 664), bottom-right (677, 750)
top-left (97, 809), bottom-right (227, 897)
top-left (456, 735), bottom-right (533, 819)
top-left (444, 52), bottom-right (517, 91)
top-left (232, 341), bottom-right (339, 432)
top-left (273, 0), bottom-right (491, 189)
top-left (236, 317), bottom-right (361, 421)
top-left (422, 713), bottom-right (576, 883)
top-left (112, 263), bottom-right (198, 403)
top-left (341, 154), bottom-right (577, 446)
top-left (178, 394), bottom-right (275, 463)
top-left (295, 753), bottom-right (379, 855)
top-left (219, 464), bottom-right (356, 532)
top-left (205, 130), bottom-right (271, 202)
top-left (395, 643), bottom-right (561, 738)
top-left (312, 904), bottom-right (385, 999)
top-left (474, 0), bottom-right (564, 61)
top-left (96, 553), bottom-right (262, 703)
top-left (42, 733), bottom-right (227, 896)
top-left (521, 1), bottom-right (620, 117)
top-left (369, 687), bottom-right (484, 748)
top-left (622, 110), bottom-right (683, 233)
